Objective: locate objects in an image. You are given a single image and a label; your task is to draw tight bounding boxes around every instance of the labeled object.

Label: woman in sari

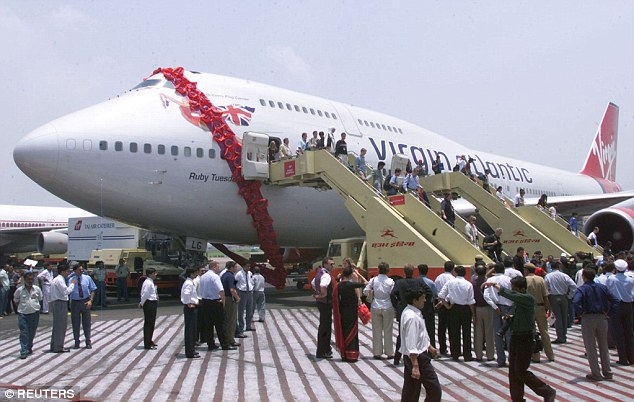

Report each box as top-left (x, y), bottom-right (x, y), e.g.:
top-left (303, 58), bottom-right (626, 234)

top-left (333, 265), bottom-right (366, 362)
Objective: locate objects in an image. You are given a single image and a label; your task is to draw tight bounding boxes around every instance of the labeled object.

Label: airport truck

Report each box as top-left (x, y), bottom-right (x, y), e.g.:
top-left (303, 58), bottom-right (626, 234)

top-left (88, 248), bottom-right (183, 297)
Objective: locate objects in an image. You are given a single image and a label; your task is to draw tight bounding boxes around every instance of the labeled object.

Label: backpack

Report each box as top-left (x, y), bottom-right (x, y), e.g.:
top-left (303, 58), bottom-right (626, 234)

top-left (383, 174), bottom-right (393, 191)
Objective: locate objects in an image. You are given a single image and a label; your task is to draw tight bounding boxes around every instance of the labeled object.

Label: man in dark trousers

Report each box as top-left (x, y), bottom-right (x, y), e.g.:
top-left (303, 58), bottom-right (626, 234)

top-left (139, 268), bottom-right (158, 350)
top-left (418, 264), bottom-right (438, 349)
top-left (312, 257), bottom-right (334, 359)
top-left (391, 265), bottom-right (432, 365)
top-left (573, 267), bottom-right (619, 381)
top-left (485, 277), bottom-right (556, 402)
top-left (437, 265), bottom-right (475, 361)
top-left (400, 286), bottom-right (442, 402)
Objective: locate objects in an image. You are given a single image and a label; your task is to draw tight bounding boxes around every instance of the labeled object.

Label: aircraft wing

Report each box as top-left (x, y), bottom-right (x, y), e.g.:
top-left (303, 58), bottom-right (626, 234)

top-left (534, 191), bottom-right (634, 216)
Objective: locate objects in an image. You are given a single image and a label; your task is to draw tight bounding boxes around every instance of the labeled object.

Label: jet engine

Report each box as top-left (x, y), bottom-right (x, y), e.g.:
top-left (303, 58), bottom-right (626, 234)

top-left (583, 198), bottom-right (634, 253)
top-left (37, 231), bottom-right (68, 254)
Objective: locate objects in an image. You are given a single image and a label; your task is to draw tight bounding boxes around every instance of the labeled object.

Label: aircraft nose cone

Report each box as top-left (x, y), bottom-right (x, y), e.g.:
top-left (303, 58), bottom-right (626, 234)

top-left (13, 123), bottom-right (60, 183)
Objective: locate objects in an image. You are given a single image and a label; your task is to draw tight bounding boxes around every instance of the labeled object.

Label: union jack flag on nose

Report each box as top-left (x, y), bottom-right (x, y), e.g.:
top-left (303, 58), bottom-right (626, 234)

top-left (218, 104), bottom-right (256, 126)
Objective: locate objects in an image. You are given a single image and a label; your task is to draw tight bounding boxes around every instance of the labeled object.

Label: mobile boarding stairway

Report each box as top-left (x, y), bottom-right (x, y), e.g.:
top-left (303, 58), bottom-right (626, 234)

top-left (419, 172), bottom-right (597, 259)
top-left (264, 149), bottom-right (490, 268)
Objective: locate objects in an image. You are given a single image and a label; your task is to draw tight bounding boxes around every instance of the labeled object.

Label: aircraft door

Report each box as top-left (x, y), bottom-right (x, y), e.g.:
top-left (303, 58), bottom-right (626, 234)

top-left (390, 153), bottom-right (409, 187)
top-left (241, 132), bottom-right (270, 180)
top-left (330, 103), bottom-right (361, 137)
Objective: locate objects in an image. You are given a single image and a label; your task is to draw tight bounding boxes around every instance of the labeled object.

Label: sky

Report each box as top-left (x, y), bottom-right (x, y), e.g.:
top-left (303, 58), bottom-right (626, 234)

top-left (1, 1), bottom-right (632, 207)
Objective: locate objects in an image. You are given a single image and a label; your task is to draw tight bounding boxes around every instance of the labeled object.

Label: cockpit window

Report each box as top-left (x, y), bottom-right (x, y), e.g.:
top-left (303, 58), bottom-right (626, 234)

top-left (131, 79), bottom-right (164, 90)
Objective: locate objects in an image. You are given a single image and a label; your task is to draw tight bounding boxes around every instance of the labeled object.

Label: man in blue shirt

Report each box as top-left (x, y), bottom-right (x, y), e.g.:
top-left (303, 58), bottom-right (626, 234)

top-left (569, 213), bottom-right (579, 237)
top-left (606, 259), bottom-right (634, 365)
top-left (68, 262), bottom-right (97, 349)
top-left (573, 267), bottom-right (619, 381)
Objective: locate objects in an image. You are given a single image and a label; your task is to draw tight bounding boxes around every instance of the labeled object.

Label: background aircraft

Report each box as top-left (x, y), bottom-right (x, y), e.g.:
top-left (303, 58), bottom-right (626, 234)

top-left (0, 204), bottom-right (93, 257)
top-left (12, 69), bottom-right (634, 270)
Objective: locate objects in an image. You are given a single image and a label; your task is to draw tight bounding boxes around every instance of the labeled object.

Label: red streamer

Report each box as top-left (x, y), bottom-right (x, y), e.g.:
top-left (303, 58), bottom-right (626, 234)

top-left (154, 67), bottom-right (286, 289)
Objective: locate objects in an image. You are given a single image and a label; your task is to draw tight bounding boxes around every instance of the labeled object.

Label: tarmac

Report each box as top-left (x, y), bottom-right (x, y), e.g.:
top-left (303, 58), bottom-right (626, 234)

top-left (0, 288), bottom-right (632, 402)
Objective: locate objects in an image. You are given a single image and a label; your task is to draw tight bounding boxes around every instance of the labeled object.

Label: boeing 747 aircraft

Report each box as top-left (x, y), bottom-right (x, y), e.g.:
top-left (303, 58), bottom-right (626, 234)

top-left (12, 67), bottom-right (634, 284)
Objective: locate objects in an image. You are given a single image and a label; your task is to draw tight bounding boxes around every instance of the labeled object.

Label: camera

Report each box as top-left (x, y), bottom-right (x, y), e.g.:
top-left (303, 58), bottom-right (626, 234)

top-left (497, 314), bottom-right (514, 338)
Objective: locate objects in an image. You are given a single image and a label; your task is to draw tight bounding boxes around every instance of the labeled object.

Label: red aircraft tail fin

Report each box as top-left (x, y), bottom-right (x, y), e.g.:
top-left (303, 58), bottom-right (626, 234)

top-left (580, 102), bottom-right (619, 182)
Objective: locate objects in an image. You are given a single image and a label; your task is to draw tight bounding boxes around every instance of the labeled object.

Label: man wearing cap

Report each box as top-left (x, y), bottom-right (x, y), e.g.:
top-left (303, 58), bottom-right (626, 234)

top-left (14, 271), bottom-right (43, 358)
top-left (36, 262), bottom-right (54, 314)
top-left (115, 258), bottom-right (129, 302)
top-left (573, 267), bottom-right (619, 380)
top-left (68, 262), bottom-right (97, 349)
top-left (50, 264), bottom-right (75, 353)
top-left (606, 259), bottom-right (634, 365)
top-left (524, 263), bottom-right (555, 362)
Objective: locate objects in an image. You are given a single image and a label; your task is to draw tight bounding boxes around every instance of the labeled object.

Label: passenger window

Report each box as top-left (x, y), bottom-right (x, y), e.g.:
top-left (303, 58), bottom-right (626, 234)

top-left (317, 110), bottom-right (323, 117)
top-left (99, 140), bottom-right (108, 151)
top-left (144, 143), bottom-right (152, 154)
top-left (196, 148), bottom-right (204, 158)
top-left (208, 149), bottom-right (215, 158)
top-left (325, 111), bottom-right (331, 118)
top-left (387, 126), bottom-right (393, 132)
top-left (357, 119), bottom-right (363, 125)
top-left (286, 103), bottom-right (292, 110)
top-left (294, 105), bottom-right (300, 112)
top-left (184, 147), bottom-right (192, 157)
top-left (269, 100), bottom-right (275, 107)
top-left (332, 114), bottom-right (337, 120)
top-left (260, 99), bottom-right (266, 106)
top-left (115, 141), bottom-right (123, 151)
top-left (130, 142), bottom-right (138, 153)
top-left (83, 139), bottom-right (92, 151)
top-left (171, 146), bottom-right (178, 156)
top-left (302, 107), bottom-right (308, 113)
top-left (310, 108), bottom-right (315, 115)
top-left (382, 124), bottom-right (387, 130)
top-left (158, 144), bottom-right (165, 155)
top-left (370, 122), bottom-right (375, 128)
top-left (278, 102), bottom-right (284, 109)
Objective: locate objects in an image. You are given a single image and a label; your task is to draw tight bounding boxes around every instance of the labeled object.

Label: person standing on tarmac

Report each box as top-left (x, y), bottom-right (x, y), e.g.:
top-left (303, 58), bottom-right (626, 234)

top-left (139, 268), bottom-right (158, 350)
top-left (484, 277), bottom-right (556, 402)
top-left (115, 259), bottom-right (129, 302)
top-left (312, 257), bottom-right (334, 359)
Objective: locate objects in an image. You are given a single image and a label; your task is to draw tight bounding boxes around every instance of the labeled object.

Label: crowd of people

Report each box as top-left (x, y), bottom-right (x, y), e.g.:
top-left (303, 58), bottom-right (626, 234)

top-left (1, 258), bottom-right (268, 361)
top-left (312, 249), bottom-right (634, 401)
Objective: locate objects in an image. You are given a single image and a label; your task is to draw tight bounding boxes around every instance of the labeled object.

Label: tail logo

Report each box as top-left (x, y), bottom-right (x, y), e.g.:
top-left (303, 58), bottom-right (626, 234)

top-left (589, 127), bottom-right (617, 182)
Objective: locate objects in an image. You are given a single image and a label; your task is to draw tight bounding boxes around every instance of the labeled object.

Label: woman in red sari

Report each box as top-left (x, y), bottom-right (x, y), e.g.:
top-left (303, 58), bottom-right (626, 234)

top-left (333, 265), bottom-right (367, 362)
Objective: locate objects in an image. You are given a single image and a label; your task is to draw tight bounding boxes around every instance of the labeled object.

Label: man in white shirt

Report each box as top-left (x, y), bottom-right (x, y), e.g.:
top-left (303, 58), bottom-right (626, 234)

top-left (400, 286), bottom-right (442, 402)
top-left (252, 267), bottom-right (266, 323)
top-left (312, 257), bottom-right (334, 359)
top-left (465, 215), bottom-right (480, 248)
top-left (483, 262), bottom-right (514, 367)
top-left (544, 261), bottom-right (577, 343)
top-left (434, 261), bottom-right (456, 355)
top-left (199, 261), bottom-right (230, 350)
top-left (587, 227), bottom-right (600, 248)
top-left (14, 271), bottom-right (43, 359)
top-left (0, 264), bottom-right (9, 317)
top-left (236, 262), bottom-right (255, 335)
top-left (437, 265), bottom-right (475, 361)
top-left (181, 267), bottom-right (200, 358)
top-left (514, 188), bottom-right (525, 207)
top-left (36, 262), bottom-right (54, 314)
top-left (50, 264), bottom-right (75, 353)
top-left (140, 268), bottom-right (158, 350)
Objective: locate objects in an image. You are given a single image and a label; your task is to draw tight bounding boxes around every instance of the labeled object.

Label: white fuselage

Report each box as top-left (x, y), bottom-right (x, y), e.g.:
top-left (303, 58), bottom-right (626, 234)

top-left (13, 72), bottom-right (608, 248)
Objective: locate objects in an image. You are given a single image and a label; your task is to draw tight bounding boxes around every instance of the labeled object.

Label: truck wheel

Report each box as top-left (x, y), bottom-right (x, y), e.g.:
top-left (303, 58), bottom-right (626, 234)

top-left (296, 281), bottom-right (305, 290)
